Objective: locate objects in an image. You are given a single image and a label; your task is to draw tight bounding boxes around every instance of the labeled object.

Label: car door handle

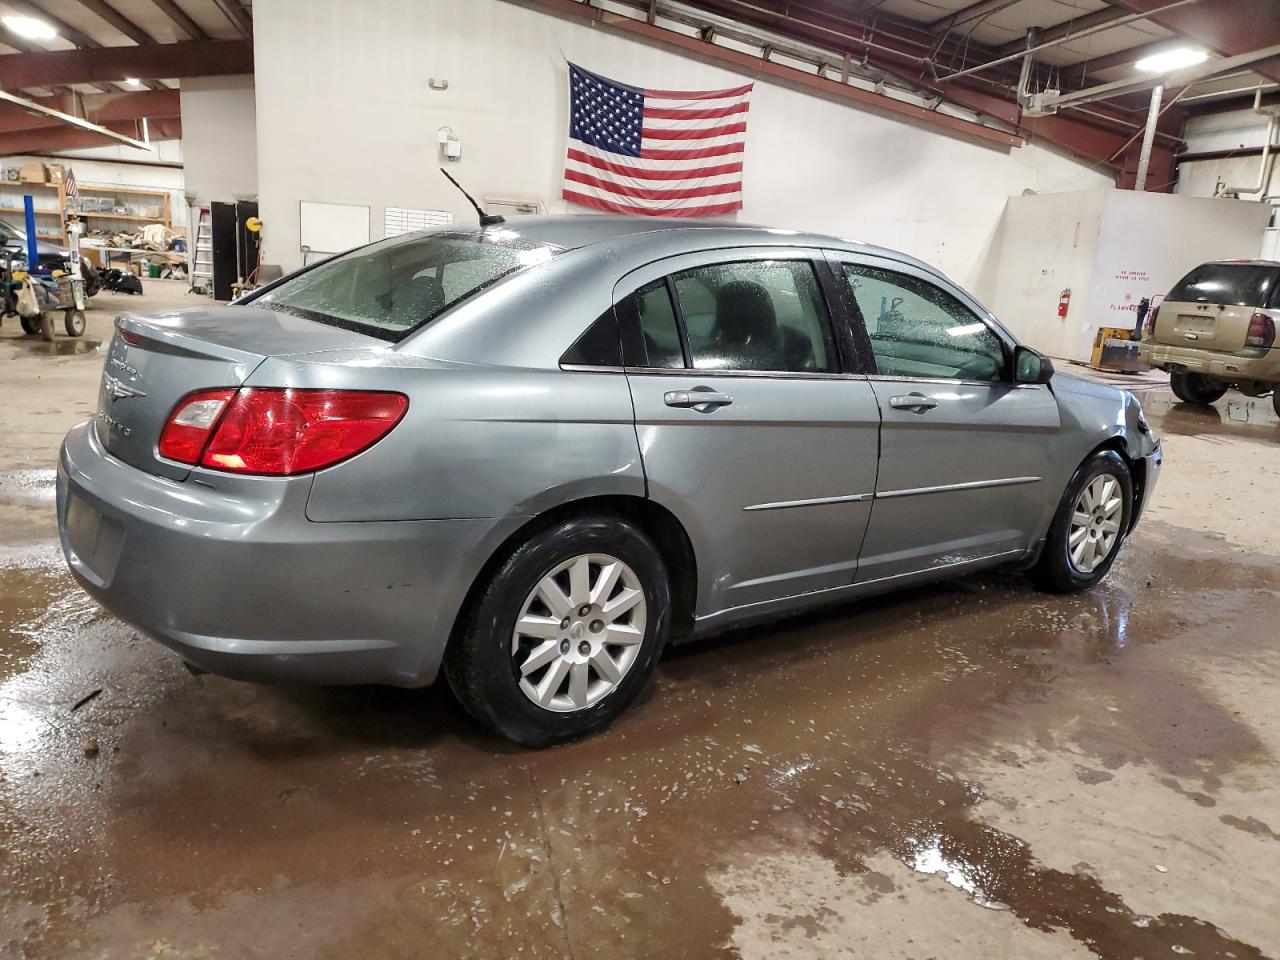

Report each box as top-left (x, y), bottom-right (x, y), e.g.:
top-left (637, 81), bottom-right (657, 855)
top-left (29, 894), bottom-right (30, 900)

top-left (665, 389), bottom-right (734, 409)
top-left (889, 393), bottom-right (939, 411)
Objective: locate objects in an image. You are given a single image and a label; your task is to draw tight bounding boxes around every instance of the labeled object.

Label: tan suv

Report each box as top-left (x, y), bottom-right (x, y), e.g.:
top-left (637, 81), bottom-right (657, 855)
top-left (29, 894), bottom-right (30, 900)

top-left (1140, 260), bottom-right (1280, 416)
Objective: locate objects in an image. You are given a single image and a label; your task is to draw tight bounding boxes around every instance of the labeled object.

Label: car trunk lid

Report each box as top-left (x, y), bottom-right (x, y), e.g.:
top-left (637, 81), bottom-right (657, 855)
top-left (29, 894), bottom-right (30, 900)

top-left (97, 305), bottom-right (387, 481)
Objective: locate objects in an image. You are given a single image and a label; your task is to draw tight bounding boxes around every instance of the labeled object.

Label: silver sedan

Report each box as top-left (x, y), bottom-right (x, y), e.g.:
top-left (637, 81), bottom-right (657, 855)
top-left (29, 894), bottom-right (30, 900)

top-left (57, 216), bottom-right (1162, 745)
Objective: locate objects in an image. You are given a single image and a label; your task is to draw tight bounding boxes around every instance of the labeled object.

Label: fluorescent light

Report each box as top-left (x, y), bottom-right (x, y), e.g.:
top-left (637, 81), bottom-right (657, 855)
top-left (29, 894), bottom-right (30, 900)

top-left (3, 15), bottom-right (58, 40)
top-left (1135, 47), bottom-right (1209, 73)
top-left (125, 77), bottom-right (142, 87)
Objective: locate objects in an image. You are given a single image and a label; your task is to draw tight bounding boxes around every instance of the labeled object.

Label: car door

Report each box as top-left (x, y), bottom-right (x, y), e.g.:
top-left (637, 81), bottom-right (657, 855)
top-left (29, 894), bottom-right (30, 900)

top-left (616, 248), bottom-right (881, 618)
top-left (827, 252), bottom-right (1062, 584)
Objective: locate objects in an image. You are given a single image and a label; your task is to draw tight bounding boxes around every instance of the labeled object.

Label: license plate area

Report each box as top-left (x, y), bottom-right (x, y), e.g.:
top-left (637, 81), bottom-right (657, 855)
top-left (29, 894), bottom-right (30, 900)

top-left (65, 493), bottom-right (124, 584)
top-left (1177, 314), bottom-right (1216, 334)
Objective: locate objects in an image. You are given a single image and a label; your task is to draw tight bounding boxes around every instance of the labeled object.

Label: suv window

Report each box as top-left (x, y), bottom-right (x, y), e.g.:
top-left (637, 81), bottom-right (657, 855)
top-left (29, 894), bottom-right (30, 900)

top-left (253, 232), bottom-right (560, 342)
top-left (1166, 263), bottom-right (1279, 308)
top-left (842, 264), bottom-right (1005, 382)
top-left (669, 260), bottom-right (837, 373)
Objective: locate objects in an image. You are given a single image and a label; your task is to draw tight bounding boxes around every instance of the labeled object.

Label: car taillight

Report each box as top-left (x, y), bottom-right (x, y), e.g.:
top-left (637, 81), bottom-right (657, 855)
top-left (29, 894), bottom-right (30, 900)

top-left (1144, 305), bottom-right (1160, 337)
top-left (158, 388), bottom-right (236, 464)
top-left (159, 388), bottom-right (408, 475)
top-left (1246, 312), bottom-right (1276, 349)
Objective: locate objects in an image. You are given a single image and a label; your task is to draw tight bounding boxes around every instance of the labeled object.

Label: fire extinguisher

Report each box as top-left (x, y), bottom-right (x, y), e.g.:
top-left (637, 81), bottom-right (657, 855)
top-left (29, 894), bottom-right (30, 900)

top-left (1057, 288), bottom-right (1071, 319)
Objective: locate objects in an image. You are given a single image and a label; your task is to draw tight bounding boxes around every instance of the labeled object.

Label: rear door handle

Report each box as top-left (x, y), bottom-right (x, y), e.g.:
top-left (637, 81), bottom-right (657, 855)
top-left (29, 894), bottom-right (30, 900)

top-left (889, 393), bottom-right (939, 411)
top-left (665, 389), bottom-right (734, 409)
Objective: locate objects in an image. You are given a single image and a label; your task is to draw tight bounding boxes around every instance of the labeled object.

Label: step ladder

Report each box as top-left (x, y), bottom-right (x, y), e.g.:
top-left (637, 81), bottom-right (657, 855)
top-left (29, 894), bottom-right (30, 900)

top-left (190, 205), bottom-right (213, 296)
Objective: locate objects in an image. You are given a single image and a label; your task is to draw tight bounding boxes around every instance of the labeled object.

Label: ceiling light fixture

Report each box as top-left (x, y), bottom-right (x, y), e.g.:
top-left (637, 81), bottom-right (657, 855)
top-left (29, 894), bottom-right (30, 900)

top-left (1135, 47), bottom-right (1209, 73)
top-left (3, 15), bottom-right (58, 40)
top-left (125, 77), bottom-right (143, 87)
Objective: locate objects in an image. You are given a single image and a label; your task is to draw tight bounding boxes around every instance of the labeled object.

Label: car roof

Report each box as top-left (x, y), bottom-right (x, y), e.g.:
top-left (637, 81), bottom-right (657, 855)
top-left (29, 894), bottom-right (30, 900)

top-left (455, 214), bottom-right (938, 276)
top-left (1198, 259), bottom-right (1280, 268)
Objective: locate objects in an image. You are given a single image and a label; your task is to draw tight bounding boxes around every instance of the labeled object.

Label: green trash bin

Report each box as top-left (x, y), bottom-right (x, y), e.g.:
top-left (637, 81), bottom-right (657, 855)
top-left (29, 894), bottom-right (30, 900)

top-left (148, 262), bottom-right (163, 279)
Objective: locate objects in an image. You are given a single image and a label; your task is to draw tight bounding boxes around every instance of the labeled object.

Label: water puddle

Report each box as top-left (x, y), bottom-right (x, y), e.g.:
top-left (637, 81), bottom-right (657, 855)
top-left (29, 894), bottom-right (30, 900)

top-left (20, 337), bottom-right (103, 357)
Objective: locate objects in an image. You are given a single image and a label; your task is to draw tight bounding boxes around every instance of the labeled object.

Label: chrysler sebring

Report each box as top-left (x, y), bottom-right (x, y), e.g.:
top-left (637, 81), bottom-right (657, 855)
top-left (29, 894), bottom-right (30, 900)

top-left (57, 216), bottom-right (1161, 746)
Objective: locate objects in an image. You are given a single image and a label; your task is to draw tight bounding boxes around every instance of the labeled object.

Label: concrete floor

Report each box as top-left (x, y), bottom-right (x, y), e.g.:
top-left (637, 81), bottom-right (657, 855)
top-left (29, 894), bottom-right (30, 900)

top-left (2, 283), bottom-right (1279, 959)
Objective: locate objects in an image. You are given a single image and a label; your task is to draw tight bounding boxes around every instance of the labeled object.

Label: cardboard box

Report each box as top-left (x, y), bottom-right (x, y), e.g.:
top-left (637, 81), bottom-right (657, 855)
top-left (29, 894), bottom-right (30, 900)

top-left (19, 161), bottom-right (46, 184)
top-left (46, 164), bottom-right (65, 183)
top-left (143, 206), bottom-right (163, 220)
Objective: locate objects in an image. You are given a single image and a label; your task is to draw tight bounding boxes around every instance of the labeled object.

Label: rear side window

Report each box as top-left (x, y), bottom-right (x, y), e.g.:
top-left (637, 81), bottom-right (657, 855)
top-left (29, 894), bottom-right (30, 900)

top-left (253, 232), bottom-right (560, 342)
top-left (670, 260), bottom-right (837, 373)
top-left (1166, 264), bottom-right (1279, 308)
top-left (619, 279), bottom-right (685, 368)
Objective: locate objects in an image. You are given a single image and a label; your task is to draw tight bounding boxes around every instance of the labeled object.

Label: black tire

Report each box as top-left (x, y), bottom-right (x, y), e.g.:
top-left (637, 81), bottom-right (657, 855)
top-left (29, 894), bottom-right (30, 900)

top-left (445, 513), bottom-right (671, 747)
top-left (1170, 370), bottom-right (1227, 405)
top-left (19, 315), bottom-right (39, 336)
top-left (64, 308), bottom-right (86, 337)
top-left (1272, 390), bottom-right (1280, 419)
top-left (1028, 450), bottom-right (1133, 594)
top-left (38, 312), bottom-right (54, 342)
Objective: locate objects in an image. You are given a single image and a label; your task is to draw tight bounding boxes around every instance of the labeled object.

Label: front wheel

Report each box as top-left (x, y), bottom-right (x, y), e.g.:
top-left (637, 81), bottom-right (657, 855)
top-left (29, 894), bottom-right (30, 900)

top-left (1170, 371), bottom-right (1227, 405)
top-left (1028, 450), bottom-right (1133, 594)
top-left (445, 513), bottom-right (671, 747)
top-left (19, 314), bottom-right (39, 336)
top-left (1272, 390), bottom-right (1280, 419)
top-left (38, 312), bottom-right (54, 342)
top-left (64, 309), bottom-right (86, 337)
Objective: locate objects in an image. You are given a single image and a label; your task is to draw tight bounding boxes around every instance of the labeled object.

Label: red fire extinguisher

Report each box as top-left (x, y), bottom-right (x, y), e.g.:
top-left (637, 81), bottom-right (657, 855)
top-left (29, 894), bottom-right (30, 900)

top-left (1057, 289), bottom-right (1071, 319)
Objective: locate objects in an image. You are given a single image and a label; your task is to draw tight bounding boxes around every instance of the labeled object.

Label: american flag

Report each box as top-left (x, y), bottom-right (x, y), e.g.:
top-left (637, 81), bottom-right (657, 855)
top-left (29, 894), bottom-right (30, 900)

top-left (563, 63), bottom-right (752, 217)
top-left (64, 167), bottom-right (78, 199)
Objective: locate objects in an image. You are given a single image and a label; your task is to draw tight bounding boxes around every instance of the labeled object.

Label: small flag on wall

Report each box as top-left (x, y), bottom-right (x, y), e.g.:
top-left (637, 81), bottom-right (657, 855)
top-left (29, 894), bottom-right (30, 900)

top-left (64, 167), bottom-right (78, 199)
top-left (563, 63), bottom-right (752, 217)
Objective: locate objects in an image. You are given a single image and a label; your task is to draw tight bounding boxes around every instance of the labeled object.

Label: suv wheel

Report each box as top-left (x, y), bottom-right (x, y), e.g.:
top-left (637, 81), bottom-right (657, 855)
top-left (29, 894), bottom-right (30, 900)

top-left (1028, 450), bottom-right (1133, 594)
top-left (445, 513), bottom-right (671, 747)
top-left (1273, 390), bottom-right (1280, 419)
top-left (1170, 371), bottom-right (1227, 406)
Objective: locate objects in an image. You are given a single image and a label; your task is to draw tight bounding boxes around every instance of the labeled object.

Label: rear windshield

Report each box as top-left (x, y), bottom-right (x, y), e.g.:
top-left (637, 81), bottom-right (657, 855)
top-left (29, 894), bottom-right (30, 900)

top-left (251, 231), bottom-right (560, 341)
top-left (1166, 263), bottom-right (1279, 308)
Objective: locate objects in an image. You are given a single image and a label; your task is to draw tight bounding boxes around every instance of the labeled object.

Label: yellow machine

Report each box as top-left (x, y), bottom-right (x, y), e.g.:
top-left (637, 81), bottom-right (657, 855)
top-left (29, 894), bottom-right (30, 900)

top-left (1089, 325), bottom-right (1147, 373)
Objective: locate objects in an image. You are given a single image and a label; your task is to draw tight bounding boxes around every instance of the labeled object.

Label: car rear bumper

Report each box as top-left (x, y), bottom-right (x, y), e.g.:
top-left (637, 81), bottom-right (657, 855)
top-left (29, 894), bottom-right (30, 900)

top-left (1138, 342), bottom-right (1279, 382)
top-left (57, 421), bottom-right (499, 687)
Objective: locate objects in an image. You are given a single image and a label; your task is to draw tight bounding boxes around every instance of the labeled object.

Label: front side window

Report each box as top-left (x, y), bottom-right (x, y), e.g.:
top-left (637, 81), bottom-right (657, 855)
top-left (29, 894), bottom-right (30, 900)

top-left (842, 265), bottom-right (1005, 382)
top-left (253, 232), bottom-right (560, 341)
top-left (669, 260), bottom-right (836, 373)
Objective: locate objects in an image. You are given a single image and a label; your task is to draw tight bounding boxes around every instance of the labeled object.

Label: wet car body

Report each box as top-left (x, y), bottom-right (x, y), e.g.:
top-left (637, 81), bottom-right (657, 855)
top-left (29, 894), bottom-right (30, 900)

top-left (56, 217), bottom-right (1161, 703)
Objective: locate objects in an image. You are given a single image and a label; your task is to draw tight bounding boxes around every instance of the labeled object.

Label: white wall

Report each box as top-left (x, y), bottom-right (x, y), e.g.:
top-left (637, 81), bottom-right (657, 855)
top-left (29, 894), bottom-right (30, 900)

top-left (980, 190), bottom-right (1270, 361)
top-left (253, 0), bottom-right (1112, 277)
top-left (1175, 105), bottom-right (1279, 258)
top-left (180, 74), bottom-right (258, 204)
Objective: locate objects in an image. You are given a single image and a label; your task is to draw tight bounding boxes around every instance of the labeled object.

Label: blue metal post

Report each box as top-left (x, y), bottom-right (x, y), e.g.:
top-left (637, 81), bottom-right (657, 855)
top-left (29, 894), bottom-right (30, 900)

top-left (23, 194), bottom-right (42, 274)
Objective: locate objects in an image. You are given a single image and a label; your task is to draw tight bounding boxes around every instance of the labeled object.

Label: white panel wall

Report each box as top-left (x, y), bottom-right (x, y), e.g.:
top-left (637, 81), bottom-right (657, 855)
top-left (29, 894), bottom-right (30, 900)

top-left (979, 190), bottom-right (1270, 362)
top-left (180, 74), bottom-right (258, 204)
top-left (252, 0), bottom-right (1112, 277)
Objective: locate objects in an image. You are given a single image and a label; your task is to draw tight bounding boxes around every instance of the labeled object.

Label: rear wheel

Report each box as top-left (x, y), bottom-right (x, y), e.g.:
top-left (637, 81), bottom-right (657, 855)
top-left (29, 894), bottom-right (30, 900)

top-left (19, 315), bottom-right (39, 336)
top-left (64, 309), bottom-right (85, 337)
top-left (1029, 450), bottom-right (1133, 594)
top-left (1273, 390), bottom-right (1280, 419)
top-left (1170, 371), bottom-right (1227, 405)
top-left (38, 312), bottom-right (54, 342)
top-left (445, 513), bottom-right (671, 747)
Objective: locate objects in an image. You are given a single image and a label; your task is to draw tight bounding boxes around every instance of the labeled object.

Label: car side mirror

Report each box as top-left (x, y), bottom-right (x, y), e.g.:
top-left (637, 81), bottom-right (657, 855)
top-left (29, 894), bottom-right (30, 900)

top-left (1014, 345), bottom-right (1054, 385)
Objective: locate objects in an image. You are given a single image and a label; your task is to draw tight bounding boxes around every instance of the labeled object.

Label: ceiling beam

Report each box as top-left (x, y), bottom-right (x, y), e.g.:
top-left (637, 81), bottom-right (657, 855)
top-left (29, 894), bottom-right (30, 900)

top-left (0, 40), bottom-right (253, 87)
top-left (1107, 0), bottom-right (1280, 84)
top-left (0, 88), bottom-right (179, 134)
top-left (145, 0), bottom-right (209, 40)
top-left (209, 0), bottom-right (252, 37)
top-left (73, 0), bottom-right (159, 44)
top-left (928, 0), bottom-right (1023, 36)
top-left (1, 0), bottom-right (127, 92)
top-left (0, 117), bottom-right (180, 155)
top-left (0, 89), bottom-right (152, 150)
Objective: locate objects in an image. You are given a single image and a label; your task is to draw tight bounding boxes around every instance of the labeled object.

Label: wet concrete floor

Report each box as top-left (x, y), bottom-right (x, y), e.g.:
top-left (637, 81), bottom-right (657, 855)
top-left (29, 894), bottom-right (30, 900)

top-left (1, 305), bottom-right (1279, 958)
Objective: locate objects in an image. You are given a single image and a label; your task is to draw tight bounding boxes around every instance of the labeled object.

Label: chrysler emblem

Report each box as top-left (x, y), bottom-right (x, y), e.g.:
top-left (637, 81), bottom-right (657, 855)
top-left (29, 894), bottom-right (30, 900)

top-left (104, 374), bottom-right (146, 401)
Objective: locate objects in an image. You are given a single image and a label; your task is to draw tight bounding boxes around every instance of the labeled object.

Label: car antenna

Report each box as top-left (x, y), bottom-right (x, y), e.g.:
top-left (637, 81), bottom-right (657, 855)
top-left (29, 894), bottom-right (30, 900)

top-left (440, 168), bottom-right (505, 228)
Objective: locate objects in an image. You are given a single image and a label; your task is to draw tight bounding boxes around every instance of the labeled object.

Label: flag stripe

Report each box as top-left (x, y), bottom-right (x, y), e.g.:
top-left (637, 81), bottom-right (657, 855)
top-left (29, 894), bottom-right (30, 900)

top-left (639, 142), bottom-right (745, 160)
top-left (643, 82), bottom-right (754, 100)
top-left (643, 102), bottom-right (750, 121)
top-left (564, 189), bottom-right (743, 217)
top-left (566, 148), bottom-right (743, 181)
top-left (564, 169), bottom-right (743, 200)
top-left (640, 121), bottom-right (748, 141)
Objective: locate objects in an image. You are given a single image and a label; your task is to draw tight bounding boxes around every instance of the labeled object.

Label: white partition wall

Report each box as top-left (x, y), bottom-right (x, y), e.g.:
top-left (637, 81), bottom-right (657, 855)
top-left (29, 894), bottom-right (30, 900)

top-left (975, 190), bottom-right (1271, 363)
